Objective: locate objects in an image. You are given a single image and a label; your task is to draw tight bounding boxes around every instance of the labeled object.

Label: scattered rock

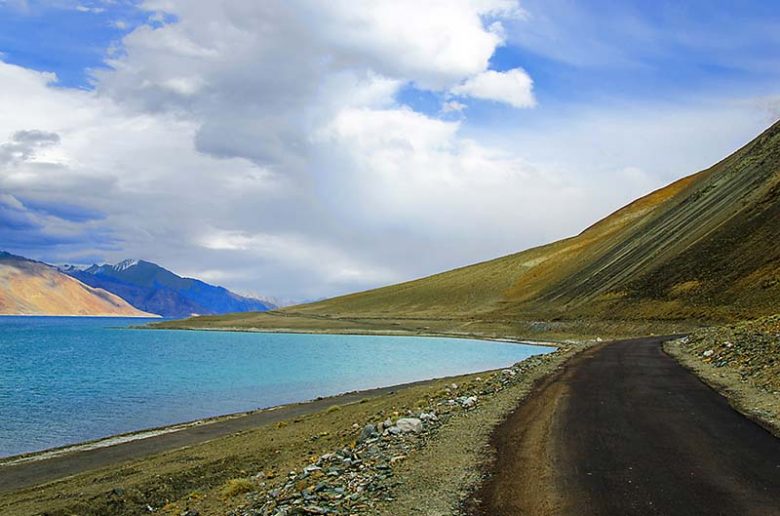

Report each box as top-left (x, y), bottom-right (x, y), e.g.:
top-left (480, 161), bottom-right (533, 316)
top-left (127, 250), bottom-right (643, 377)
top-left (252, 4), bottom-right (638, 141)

top-left (460, 396), bottom-right (478, 409)
top-left (419, 412), bottom-right (437, 422)
top-left (358, 423), bottom-right (377, 443)
top-left (230, 347), bottom-right (567, 516)
top-left (395, 418), bottom-right (423, 433)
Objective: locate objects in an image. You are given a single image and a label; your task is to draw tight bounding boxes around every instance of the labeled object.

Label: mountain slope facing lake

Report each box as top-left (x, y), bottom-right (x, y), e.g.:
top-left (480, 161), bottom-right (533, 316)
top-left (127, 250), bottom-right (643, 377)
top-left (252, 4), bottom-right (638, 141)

top-left (297, 120), bottom-right (779, 322)
top-left (168, 119), bottom-right (779, 332)
top-left (65, 259), bottom-right (274, 318)
top-left (0, 252), bottom-right (154, 317)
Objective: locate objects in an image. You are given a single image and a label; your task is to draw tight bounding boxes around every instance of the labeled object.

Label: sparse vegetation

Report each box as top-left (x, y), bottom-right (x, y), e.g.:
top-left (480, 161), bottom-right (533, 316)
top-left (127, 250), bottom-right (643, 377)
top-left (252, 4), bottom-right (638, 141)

top-left (220, 477), bottom-right (255, 498)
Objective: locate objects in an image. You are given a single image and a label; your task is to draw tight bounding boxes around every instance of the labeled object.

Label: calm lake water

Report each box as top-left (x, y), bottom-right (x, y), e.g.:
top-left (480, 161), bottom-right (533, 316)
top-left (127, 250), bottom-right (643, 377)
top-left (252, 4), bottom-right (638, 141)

top-left (0, 316), bottom-right (552, 457)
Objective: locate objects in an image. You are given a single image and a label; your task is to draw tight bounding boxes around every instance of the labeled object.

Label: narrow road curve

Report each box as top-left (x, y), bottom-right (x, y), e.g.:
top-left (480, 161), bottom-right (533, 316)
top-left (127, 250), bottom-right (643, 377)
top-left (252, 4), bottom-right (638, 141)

top-left (476, 336), bottom-right (780, 516)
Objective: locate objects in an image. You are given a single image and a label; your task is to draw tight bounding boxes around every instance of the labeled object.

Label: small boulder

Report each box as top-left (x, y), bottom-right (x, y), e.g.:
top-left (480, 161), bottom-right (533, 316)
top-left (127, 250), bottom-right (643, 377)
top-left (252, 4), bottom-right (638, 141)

top-left (303, 465), bottom-right (322, 475)
top-left (395, 417), bottom-right (423, 433)
top-left (358, 423), bottom-right (377, 443)
top-left (461, 396), bottom-right (477, 409)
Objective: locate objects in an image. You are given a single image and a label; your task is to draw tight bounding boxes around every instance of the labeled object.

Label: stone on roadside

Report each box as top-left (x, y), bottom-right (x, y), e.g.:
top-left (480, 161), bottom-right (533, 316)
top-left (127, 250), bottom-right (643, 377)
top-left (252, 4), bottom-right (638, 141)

top-left (358, 423), bottom-right (377, 443)
top-left (395, 417), bottom-right (423, 433)
top-left (460, 396), bottom-right (477, 409)
top-left (303, 465), bottom-right (322, 475)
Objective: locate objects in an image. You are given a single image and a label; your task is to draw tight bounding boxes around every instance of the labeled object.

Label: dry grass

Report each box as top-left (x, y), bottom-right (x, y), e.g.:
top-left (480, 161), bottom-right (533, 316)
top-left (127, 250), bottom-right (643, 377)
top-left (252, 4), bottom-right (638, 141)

top-left (220, 477), bottom-right (255, 498)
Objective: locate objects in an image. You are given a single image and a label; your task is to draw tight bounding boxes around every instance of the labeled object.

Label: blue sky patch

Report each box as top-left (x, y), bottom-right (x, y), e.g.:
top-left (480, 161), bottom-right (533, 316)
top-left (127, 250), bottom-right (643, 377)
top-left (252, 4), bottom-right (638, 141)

top-left (0, 0), bottom-right (147, 88)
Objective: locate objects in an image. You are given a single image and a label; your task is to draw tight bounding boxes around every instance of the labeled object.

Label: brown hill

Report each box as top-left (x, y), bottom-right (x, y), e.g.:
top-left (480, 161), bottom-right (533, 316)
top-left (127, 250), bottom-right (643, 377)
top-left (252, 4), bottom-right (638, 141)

top-left (0, 253), bottom-right (156, 317)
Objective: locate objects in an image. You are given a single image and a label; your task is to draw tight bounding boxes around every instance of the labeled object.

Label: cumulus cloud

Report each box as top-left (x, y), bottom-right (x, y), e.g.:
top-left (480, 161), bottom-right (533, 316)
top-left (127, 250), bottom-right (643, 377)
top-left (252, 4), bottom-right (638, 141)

top-left (450, 68), bottom-right (536, 108)
top-left (0, 130), bottom-right (60, 165)
top-left (0, 1), bottom-right (775, 300)
top-left (94, 0), bottom-right (522, 171)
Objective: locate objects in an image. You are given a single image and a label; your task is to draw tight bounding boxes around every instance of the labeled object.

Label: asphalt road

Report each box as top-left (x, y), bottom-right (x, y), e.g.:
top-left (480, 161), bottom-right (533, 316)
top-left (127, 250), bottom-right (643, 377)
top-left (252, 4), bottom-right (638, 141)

top-left (476, 336), bottom-right (780, 516)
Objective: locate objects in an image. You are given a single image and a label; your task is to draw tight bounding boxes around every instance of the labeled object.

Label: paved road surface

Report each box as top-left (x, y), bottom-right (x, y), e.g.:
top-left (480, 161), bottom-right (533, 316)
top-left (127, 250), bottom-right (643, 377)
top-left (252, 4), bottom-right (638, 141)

top-left (476, 336), bottom-right (780, 515)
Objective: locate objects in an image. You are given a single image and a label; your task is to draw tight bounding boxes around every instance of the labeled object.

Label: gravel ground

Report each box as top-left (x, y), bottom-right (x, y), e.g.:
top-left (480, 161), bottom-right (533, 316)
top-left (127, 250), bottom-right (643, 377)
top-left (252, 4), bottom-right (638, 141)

top-left (665, 314), bottom-right (780, 436)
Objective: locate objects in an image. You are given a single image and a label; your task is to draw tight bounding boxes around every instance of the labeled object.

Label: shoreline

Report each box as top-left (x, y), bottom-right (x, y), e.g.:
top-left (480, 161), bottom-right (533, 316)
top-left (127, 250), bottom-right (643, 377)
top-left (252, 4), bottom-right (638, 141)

top-left (0, 326), bottom-right (559, 467)
top-left (0, 313), bottom-right (161, 318)
top-left (146, 322), bottom-right (565, 348)
top-left (0, 339), bottom-right (558, 492)
top-left (0, 343), bottom-right (581, 514)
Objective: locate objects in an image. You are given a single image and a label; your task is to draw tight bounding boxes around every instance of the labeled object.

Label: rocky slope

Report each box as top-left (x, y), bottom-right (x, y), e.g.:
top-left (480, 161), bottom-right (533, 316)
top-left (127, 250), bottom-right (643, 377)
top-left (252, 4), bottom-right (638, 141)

top-left (65, 259), bottom-right (274, 318)
top-left (0, 252), bottom-right (154, 317)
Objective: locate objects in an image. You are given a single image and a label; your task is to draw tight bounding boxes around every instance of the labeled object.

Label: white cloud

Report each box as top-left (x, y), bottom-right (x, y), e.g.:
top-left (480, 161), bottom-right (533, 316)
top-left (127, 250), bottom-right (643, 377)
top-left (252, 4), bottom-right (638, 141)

top-left (442, 100), bottom-right (468, 113)
top-left (75, 5), bottom-right (106, 14)
top-left (0, 1), bottom-right (776, 301)
top-left (451, 68), bottom-right (536, 108)
top-left (199, 229), bottom-right (397, 286)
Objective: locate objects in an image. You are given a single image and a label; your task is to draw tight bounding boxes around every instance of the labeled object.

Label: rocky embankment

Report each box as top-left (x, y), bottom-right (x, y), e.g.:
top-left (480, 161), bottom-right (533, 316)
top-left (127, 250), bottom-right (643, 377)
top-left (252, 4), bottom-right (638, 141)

top-left (197, 352), bottom-right (565, 516)
top-left (666, 315), bottom-right (780, 435)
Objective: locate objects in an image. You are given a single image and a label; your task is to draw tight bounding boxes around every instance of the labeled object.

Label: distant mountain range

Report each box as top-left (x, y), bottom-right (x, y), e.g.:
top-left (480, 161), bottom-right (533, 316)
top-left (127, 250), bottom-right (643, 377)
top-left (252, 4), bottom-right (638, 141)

top-left (63, 259), bottom-right (275, 318)
top-left (0, 252), bottom-right (154, 317)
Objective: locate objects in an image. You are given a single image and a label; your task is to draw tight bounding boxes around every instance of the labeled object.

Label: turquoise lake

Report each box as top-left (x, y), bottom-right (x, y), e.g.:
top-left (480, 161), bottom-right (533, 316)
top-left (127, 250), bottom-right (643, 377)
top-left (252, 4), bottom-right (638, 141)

top-left (0, 316), bottom-right (552, 457)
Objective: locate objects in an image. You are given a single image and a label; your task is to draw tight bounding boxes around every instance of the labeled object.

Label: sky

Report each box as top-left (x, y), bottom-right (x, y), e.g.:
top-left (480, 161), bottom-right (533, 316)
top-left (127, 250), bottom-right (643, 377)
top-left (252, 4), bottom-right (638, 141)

top-left (0, 0), bottom-right (779, 301)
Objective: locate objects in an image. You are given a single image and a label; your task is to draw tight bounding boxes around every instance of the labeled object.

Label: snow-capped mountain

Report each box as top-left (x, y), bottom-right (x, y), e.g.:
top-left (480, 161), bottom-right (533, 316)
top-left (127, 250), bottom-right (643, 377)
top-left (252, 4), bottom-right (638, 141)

top-left (65, 259), bottom-right (275, 318)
